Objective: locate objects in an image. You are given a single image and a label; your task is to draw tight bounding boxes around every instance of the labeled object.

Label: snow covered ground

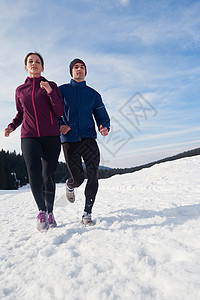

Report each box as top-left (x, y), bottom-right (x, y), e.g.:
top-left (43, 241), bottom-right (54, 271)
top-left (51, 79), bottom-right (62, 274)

top-left (0, 156), bottom-right (200, 300)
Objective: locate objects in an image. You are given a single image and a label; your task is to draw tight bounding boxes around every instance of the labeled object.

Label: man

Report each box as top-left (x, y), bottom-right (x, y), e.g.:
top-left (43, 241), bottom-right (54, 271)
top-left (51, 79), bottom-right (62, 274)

top-left (59, 58), bottom-right (110, 226)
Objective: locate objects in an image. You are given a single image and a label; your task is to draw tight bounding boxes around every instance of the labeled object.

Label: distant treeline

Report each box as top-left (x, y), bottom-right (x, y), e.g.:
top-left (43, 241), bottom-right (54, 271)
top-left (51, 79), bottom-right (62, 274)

top-left (102, 147), bottom-right (200, 178)
top-left (0, 147), bottom-right (200, 190)
top-left (0, 149), bottom-right (70, 190)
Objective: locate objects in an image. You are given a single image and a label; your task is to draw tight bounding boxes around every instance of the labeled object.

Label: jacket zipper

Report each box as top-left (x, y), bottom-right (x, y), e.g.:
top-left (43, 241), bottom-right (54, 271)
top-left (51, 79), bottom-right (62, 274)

top-left (31, 78), bottom-right (40, 137)
top-left (77, 87), bottom-right (81, 140)
top-left (50, 111), bottom-right (53, 125)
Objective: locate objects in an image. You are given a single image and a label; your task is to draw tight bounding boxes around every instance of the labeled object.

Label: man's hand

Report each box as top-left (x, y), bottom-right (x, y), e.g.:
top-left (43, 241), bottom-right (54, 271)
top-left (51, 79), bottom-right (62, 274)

top-left (100, 125), bottom-right (108, 136)
top-left (40, 81), bottom-right (53, 94)
top-left (60, 125), bottom-right (71, 135)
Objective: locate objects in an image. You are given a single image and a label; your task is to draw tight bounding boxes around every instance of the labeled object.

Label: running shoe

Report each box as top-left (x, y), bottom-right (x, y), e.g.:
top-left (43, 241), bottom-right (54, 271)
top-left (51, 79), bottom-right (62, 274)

top-left (36, 211), bottom-right (49, 232)
top-left (48, 212), bottom-right (57, 228)
top-left (82, 212), bottom-right (95, 226)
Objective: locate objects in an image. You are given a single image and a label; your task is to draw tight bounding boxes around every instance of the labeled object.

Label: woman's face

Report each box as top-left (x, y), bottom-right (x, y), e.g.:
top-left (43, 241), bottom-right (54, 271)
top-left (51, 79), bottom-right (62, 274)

top-left (25, 54), bottom-right (44, 77)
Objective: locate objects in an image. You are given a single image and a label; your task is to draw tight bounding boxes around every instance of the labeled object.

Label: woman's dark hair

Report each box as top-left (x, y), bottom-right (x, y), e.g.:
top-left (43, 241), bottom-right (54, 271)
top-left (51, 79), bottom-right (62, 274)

top-left (24, 52), bottom-right (44, 67)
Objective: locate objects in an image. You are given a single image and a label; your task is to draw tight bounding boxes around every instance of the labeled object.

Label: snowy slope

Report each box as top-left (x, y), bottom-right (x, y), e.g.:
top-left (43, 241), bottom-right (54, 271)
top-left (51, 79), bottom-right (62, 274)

top-left (0, 156), bottom-right (200, 300)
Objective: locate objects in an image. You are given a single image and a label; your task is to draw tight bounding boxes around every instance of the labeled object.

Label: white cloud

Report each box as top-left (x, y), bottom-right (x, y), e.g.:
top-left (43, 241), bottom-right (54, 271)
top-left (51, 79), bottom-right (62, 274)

top-left (119, 0), bottom-right (129, 6)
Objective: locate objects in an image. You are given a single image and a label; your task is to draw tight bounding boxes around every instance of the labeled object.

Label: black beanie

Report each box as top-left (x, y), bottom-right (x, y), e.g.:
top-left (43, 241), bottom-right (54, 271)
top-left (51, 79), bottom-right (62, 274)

top-left (69, 58), bottom-right (87, 76)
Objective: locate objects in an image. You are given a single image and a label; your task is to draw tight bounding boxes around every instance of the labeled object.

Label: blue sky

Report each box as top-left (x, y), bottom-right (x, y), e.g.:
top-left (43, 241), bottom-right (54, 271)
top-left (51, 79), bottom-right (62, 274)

top-left (0, 0), bottom-right (200, 168)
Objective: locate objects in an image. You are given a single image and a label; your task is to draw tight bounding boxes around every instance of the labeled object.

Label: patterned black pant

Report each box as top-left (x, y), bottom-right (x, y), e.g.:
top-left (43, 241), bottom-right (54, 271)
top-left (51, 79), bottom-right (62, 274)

top-left (62, 138), bottom-right (100, 213)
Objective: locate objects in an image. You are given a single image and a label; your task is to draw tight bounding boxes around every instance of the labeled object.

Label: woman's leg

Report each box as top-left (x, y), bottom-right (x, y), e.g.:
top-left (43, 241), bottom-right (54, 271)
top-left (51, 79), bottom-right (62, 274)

top-left (41, 136), bottom-right (61, 213)
top-left (21, 138), bottom-right (46, 211)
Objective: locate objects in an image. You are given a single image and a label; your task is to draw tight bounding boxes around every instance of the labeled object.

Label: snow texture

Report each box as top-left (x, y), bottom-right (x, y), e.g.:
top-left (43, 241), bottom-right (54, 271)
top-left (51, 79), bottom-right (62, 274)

top-left (0, 156), bottom-right (200, 300)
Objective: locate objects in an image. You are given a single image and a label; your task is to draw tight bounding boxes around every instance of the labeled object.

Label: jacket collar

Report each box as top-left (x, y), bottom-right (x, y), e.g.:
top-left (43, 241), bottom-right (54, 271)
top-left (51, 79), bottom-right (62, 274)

top-left (70, 79), bottom-right (86, 88)
top-left (24, 76), bottom-right (46, 84)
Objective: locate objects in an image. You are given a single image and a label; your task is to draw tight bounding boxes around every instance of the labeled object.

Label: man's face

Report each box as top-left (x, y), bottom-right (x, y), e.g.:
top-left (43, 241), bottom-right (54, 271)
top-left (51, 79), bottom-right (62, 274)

top-left (72, 63), bottom-right (86, 82)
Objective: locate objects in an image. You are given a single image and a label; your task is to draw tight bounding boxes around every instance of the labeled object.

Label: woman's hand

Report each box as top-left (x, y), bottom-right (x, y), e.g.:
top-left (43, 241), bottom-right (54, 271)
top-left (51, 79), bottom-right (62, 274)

top-left (60, 125), bottom-right (71, 135)
top-left (40, 81), bottom-right (53, 94)
top-left (4, 126), bottom-right (13, 137)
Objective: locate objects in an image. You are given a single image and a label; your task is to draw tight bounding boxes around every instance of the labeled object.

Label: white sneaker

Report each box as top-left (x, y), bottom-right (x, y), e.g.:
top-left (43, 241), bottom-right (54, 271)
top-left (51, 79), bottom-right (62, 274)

top-left (66, 180), bottom-right (75, 203)
top-left (36, 211), bottom-right (49, 232)
top-left (82, 212), bottom-right (95, 226)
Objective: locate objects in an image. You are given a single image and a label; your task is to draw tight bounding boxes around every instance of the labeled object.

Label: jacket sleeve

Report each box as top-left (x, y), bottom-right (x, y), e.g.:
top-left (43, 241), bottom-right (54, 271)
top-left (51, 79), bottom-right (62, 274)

top-left (47, 83), bottom-right (64, 118)
top-left (57, 116), bottom-right (65, 128)
top-left (93, 93), bottom-right (110, 131)
top-left (8, 89), bottom-right (23, 130)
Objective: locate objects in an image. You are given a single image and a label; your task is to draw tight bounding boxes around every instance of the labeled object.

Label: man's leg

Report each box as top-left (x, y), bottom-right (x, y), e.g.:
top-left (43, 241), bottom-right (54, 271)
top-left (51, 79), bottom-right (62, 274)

top-left (82, 139), bottom-right (100, 214)
top-left (62, 142), bottom-right (85, 189)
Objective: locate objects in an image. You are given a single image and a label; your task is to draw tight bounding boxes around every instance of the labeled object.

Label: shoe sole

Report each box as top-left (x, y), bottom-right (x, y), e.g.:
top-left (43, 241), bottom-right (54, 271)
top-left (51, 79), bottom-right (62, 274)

top-left (49, 224), bottom-right (57, 228)
top-left (81, 220), bottom-right (95, 227)
top-left (37, 225), bottom-right (49, 232)
top-left (67, 197), bottom-right (75, 203)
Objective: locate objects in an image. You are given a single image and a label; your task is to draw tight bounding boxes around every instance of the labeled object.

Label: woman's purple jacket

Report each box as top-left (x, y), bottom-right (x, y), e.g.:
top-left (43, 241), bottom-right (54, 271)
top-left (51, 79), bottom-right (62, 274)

top-left (8, 76), bottom-right (64, 138)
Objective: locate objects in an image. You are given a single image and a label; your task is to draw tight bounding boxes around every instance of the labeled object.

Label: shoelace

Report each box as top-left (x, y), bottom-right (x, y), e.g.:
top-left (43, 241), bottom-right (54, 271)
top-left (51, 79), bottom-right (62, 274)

top-left (37, 212), bottom-right (46, 223)
top-left (83, 213), bottom-right (91, 219)
top-left (83, 215), bottom-right (92, 222)
top-left (48, 214), bottom-right (53, 224)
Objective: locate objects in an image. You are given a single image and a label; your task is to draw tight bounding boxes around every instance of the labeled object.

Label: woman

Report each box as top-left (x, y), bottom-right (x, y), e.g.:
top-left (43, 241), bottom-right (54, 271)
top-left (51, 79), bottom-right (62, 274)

top-left (4, 52), bottom-right (64, 232)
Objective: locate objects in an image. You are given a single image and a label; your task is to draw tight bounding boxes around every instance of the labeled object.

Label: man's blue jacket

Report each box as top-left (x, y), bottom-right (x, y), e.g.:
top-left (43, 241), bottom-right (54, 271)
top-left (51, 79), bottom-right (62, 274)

top-left (59, 79), bottom-right (110, 143)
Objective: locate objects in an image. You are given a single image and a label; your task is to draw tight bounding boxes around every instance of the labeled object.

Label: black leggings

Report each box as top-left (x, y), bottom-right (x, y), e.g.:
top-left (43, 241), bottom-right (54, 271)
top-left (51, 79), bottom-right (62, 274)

top-left (62, 138), bottom-right (100, 213)
top-left (21, 136), bottom-right (61, 213)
